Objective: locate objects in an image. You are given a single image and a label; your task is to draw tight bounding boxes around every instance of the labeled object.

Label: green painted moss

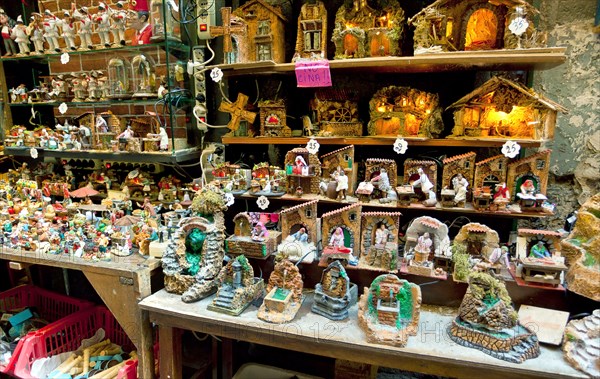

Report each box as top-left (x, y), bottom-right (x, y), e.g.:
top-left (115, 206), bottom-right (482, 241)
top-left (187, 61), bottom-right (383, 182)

top-left (452, 244), bottom-right (470, 282)
top-left (183, 228), bottom-right (206, 276)
top-left (397, 281), bottom-right (413, 324)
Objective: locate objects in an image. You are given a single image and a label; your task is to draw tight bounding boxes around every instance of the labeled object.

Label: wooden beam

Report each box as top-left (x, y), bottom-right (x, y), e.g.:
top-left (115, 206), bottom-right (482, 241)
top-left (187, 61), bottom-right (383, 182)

top-left (159, 326), bottom-right (183, 379)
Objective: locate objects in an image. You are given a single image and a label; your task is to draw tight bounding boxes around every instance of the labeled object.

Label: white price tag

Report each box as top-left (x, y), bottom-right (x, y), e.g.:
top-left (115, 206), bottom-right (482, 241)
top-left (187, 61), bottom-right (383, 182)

top-left (393, 138), bottom-right (408, 154)
top-left (256, 195), bottom-right (270, 210)
top-left (60, 52), bottom-right (70, 65)
top-left (30, 148), bottom-right (38, 159)
top-left (509, 17), bottom-right (529, 37)
top-left (305, 138), bottom-right (320, 155)
top-left (58, 102), bottom-right (68, 115)
top-left (501, 140), bottom-right (521, 158)
top-left (224, 192), bottom-right (235, 207)
top-left (210, 67), bottom-right (223, 83)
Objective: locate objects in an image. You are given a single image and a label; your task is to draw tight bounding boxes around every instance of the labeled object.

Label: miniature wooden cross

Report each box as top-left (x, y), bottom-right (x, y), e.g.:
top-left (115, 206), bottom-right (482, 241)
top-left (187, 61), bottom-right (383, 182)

top-left (219, 93), bottom-right (257, 135)
top-left (210, 7), bottom-right (245, 55)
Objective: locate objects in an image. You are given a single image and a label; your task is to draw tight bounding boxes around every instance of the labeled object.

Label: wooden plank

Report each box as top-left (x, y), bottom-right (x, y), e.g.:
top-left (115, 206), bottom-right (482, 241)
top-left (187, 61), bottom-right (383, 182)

top-left (141, 290), bottom-right (585, 379)
top-left (221, 136), bottom-right (544, 148)
top-left (159, 326), bottom-right (183, 379)
top-left (222, 338), bottom-right (233, 379)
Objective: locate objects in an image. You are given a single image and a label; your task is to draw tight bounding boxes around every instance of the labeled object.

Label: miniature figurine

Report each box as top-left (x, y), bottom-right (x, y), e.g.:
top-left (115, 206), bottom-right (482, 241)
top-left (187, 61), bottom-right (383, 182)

top-left (42, 10), bottom-right (61, 53)
top-left (0, 9), bottom-right (17, 56)
top-left (85, 73), bottom-right (99, 101)
top-left (71, 74), bottom-right (88, 102)
top-left (226, 212), bottom-right (281, 258)
top-left (61, 11), bottom-right (77, 51)
top-left (251, 221), bottom-right (268, 242)
top-left (94, 2), bottom-right (112, 48)
top-left (147, 126), bottom-right (169, 151)
top-left (28, 14), bottom-right (45, 54)
top-left (111, 1), bottom-right (130, 46)
top-left (131, 11), bottom-right (152, 46)
top-left (529, 241), bottom-right (550, 258)
top-left (73, 7), bottom-right (94, 49)
top-left (118, 125), bottom-right (135, 139)
top-left (335, 170), bottom-right (348, 200)
top-left (520, 179), bottom-right (536, 196)
top-left (292, 227), bottom-right (308, 243)
top-left (292, 155), bottom-right (307, 175)
top-left (11, 16), bottom-right (30, 55)
top-left (451, 173), bottom-right (469, 206)
top-left (492, 182), bottom-right (510, 211)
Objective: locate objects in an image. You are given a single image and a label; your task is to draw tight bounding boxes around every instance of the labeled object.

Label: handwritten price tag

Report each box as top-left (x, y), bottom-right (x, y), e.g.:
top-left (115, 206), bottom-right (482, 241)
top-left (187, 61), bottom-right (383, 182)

top-left (256, 195), bottom-right (270, 210)
top-left (306, 138), bottom-right (320, 155)
top-left (393, 138), bottom-right (408, 154)
top-left (295, 59), bottom-right (332, 88)
top-left (501, 140), bottom-right (521, 158)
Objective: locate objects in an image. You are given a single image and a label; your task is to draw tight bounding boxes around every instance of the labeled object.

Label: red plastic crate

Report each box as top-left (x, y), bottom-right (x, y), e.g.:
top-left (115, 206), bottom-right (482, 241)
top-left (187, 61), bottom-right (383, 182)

top-left (14, 306), bottom-right (137, 378)
top-left (0, 285), bottom-right (94, 376)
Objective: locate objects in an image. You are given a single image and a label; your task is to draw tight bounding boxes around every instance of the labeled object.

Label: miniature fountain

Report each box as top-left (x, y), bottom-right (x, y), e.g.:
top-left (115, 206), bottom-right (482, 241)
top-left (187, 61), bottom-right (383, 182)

top-left (257, 258), bottom-right (304, 323)
top-left (312, 260), bottom-right (358, 320)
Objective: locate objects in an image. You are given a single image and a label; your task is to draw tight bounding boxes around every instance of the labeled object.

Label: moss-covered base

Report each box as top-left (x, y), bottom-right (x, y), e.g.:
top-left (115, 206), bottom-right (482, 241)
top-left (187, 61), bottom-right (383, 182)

top-left (448, 318), bottom-right (540, 363)
top-left (164, 274), bottom-right (195, 295)
top-left (257, 298), bottom-right (303, 324)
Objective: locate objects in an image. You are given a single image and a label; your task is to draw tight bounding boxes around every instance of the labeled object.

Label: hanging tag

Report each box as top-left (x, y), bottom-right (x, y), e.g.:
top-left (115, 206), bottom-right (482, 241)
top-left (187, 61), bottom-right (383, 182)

top-left (501, 140), bottom-right (521, 158)
top-left (393, 138), bottom-right (408, 155)
top-left (224, 192), bottom-right (235, 207)
top-left (509, 17), bottom-right (529, 36)
top-left (305, 138), bottom-right (320, 155)
top-left (295, 59), bottom-right (332, 88)
top-left (60, 53), bottom-right (70, 65)
top-left (256, 195), bottom-right (270, 210)
top-left (30, 148), bottom-right (38, 159)
top-left (58, 102), bottom-right (68, 115)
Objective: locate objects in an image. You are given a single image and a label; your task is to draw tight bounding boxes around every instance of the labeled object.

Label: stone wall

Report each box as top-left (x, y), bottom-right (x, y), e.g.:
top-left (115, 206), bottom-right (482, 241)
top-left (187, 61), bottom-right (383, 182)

top-left (528, 0), bottom-right (600, 228)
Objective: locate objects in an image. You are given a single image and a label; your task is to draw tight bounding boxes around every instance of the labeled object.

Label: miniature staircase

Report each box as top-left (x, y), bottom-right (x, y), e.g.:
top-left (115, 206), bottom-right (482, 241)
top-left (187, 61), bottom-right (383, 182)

top-left (213, 290), bottom-right (235, 309)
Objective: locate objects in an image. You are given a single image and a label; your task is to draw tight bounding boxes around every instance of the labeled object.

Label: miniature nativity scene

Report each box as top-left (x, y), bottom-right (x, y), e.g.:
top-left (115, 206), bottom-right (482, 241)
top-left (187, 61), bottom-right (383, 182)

top-left (207, 255), bottom-right (265, 316)
top-left (402, 216), bottom-right (451, 278)
top-left (277, 200), bottom-right (319, 263)
top-left (409, 0), bottom-right (547, 54)
top-left (368, 86), bottom-right (444, 138)
top-left (514, 228), bottom-right (566, 288)
top-left (472, 154), bottom-right (510, 211)
top-left (257, 258), bottom-right (304, 323)
top-left (308, 89), bottom-right (362, 137)
top-left (249, 162), bottom-right (287, 197)
top-left (451, 222), bottom-right (501, 282)
top-left (312, 260), bottom-right (358, 321)
top-left (358, 212), bottom-right (401, 272)
top-left (448, 272), bottom-right (540, 363)
top-left (447, 77), bottom-right (567, 141)
top-left (357, 274), bottom-right (421, 347)
top-left (284, 147), bottom-right (322, 198)
top-left (225, 212), bottom-right (281, 259)
top-left (506, 149), bottom-right (552, 212)
top-left (332, 0), bottom-right (405, 59)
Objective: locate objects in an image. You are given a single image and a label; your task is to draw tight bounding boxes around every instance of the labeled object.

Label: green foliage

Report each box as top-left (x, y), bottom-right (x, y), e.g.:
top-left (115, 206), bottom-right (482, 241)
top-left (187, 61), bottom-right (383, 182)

top-left (566, 333), bottom-right (577, 342)
top-left (397, 281), bottom-right (413, 322)
top-left (190, 185), bottom-right (227, 216)
top-left (235, 255), bottom-right (251, 273)
top-left (469, 272), bottom-right (515, 321)
top-left (183, 228), bottom-right (206, 276)
top-left (583, 252), bottom-right (598, 267)
top-left (452, 244), bottom-right (470, 282)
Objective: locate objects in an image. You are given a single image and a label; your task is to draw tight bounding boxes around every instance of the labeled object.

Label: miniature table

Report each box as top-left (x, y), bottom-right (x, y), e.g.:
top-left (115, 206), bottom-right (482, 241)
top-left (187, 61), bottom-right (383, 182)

top-left (0, 246), bottom-right (160, 379)
top-left (520, 258), bottom-right (568, 286)
top-left (140, 289), bottom-right (585, 379)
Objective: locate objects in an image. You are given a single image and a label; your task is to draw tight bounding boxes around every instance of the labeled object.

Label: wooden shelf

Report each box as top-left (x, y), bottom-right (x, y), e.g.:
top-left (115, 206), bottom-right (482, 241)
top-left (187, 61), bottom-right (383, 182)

top-left (209, 47), bottom-right (567, 76)
top-left (235, 193), bottom-right (551, 219)
top-left (141, 290), bottom-right (585, 379)
top-left (222, 136), bottom-right (544, 148)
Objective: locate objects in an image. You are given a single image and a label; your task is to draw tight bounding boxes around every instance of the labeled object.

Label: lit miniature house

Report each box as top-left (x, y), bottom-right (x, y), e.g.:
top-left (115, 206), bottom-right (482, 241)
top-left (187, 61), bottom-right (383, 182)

top-left (321, 203), bottom-right (362, 264)
top-left (447, 77), bottom-right (567, 141)
top-left (107, 57), bottom-right (132, 99)
top-left (368, 86), bottom-right (444, 138)
top-left (507, 149), bottom-right (551, 208)
top-left (358, 274), bottom-right (421, 347)
top-left (409, 0), bottom-right (546, 53)
top-left (309, 89), bottom-right (362, 136)
top-left (225, 212), bottom-right (281, 259)
top-left (231, 0), bottom-right (288, 63)
top-left (294, 0), bottom-right (328, 59)
top-left (259, 99), bottom-right (291, 137)
top-left (359, 211), bottom-right (401, 271)
top-left (277, 200), bottom-right (318, 263)
top-left (332, 0), bottom-right (405, 59)
top-left (320, 145), bottom-right (356, 196)
top-left (284, 147), bottom-right (322, 195)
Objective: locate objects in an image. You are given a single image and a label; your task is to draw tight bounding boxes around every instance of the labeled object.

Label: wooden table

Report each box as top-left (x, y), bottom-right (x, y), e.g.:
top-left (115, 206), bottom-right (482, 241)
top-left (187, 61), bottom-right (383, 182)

top-left (140, 289), bottom-right (586, 379)
top-left (0, 246), bottom-right (160, 379)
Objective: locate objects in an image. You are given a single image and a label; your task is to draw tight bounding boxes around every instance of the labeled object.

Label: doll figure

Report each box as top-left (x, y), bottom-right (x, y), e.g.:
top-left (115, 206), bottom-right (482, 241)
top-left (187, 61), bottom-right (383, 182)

top-left (111, 1), bottom-right (129, 46)
top-left (42, 10), bottom-right (61, 53)
top-left (71, 74), bottom-right (88, 102)
top-left (251, 222), bottom-right (268, 241)
top-left (118, 125), bottom-right (135, 139)
top-left (94, 2), bottom-right (112, 47)
top-left (0, 9), bottom-right (17, 56)
top-left (412, 167), bottom-right (434, 195)
top-left (335, 170), bottom-right (348, 200)
top-left (148, 126), bottom-right (169, 151)
top-left (529, 241), bottom-right (550, 259)
top-left (520, 179), bottom-right (536, 197)
top-left (61, 10), bottom-right (77, 51)
top-left (11, 16), bottom-right (30, 55)
top-left (85, 73), bottom-right (99, 101)
top-left (51, 75), bottom-right (67, 100)
top-left (293, 155), bottom-right (307, 175)
top-left (28, 15), bottom-right (45, 54)
top-left (329, 227), bottom-right (345, 248)
top-left (451, 173), bottom-right (469, 206)
top-left (131, 11), bottom-right (152, 46)
top-left (73, 7), bottom-right (93, 49)
top-left (374, 223), bottom-right (390, 248)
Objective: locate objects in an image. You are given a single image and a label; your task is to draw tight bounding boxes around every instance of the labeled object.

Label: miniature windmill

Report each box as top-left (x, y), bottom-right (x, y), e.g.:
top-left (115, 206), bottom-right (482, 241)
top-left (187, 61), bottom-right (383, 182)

top-left (219, 93), bottom-right (257, 136)
top-left (210, 7), bottom-right (246, 62)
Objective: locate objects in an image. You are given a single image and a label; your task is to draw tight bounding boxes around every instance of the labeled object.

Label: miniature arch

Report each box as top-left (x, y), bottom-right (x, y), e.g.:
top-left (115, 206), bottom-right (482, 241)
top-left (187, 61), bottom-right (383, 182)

top-left (233, 212), bottom-right (252, 236)
top-left (328, 224), bottom-right (356, 249)
top-left (289, 223), bottom-right (311, 241)
top-left (461, 2), bottom-right (506, 51)
top-left (514, 173), bottom-right (540, 200)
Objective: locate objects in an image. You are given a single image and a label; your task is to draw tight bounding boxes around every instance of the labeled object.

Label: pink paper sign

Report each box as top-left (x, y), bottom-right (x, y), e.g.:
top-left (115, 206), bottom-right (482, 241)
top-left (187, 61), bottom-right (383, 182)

top-left (295, 60), bottom-right (332, 88)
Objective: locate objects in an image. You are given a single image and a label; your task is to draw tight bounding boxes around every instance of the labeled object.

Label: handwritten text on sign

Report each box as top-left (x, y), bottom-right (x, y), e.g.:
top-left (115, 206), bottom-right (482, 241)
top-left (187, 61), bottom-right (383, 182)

top-left (295, 60), bottom-right (332, 88)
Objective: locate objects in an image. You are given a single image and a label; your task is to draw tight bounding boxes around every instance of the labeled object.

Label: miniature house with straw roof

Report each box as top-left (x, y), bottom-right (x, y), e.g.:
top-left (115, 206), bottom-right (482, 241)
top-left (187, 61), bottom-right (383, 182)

top-left (368, 86), bottom-right (444, 138)
top-left (331, 0), bottom-right (405, 59)
top-left (408, 0), bottom-right (547, 53)
top-left (446, 77), bottom-right (567, 141)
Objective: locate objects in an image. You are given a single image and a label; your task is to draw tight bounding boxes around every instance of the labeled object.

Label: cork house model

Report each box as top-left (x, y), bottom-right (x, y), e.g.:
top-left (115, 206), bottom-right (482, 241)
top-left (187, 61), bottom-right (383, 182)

top-left (225, 212), bottom-right (281, 258)
top-left (516, 228), bottom-right (562, 260)
top-left (320, 145), bottom-right (356, 195)
top-left (231, 0), bottom-right (288, 63)
top-left (322, 203), bottom-right (362, 253)
top-left (403, 159), bottom-right (438, 196)
top-left (506, 149), bottom-right (551, 201)
top-left (447, 77), bottom-right (567, 141)
top-left (259, 99), bottom-right (291, 137)
top-left (279, 200), bottom-right (318, 245)
top-left (408, 0), bottom-right (546, 53)
top-left (453, 222), bottom-right (500, 259)
top-left (284, 147), bottom-right (322, 195)
top-left (365, 158), bottom-right (397, 188)
top-left (473, 154), bottom-right (508, 193)
top-left (310, 89), bottom-right (362, 137)
top-left (360, 211), bottom-right (402, 271)
top-left (368, 86), bottom-right (444, 138)
top-left (294, 0), bottom-right (328, 59)
top-left (331, 0), bottom-right (405, 59)
top-left (441, 152), bottom-right (476, 191)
